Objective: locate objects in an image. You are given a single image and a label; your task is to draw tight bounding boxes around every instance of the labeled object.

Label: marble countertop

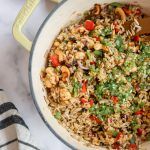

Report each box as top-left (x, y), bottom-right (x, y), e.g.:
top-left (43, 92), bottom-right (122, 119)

top-left (0, 0), bottom-right (70, 149)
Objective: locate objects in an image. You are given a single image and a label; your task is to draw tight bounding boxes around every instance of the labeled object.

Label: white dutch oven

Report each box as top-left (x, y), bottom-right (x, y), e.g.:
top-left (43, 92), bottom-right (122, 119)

top-left (13, 0), bottom-right (150, 149)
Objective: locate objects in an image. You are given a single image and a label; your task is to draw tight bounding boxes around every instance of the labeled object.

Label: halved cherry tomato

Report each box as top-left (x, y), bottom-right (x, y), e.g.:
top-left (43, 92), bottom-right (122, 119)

top-left (82, 80), bottom-right (87, 93)
top-left (111, 96), bottom-right (119, 104)
top-left (135, 110), bottom-right (143, 115)
top-left (133, 35), bottom-right (140, 42)
top-left (84, 20), bottom-right (95, 31)
top-left (80, 98), bottom-right (87, 104)
top-left (89, 99), bottom-right (94, 106)
top-left (129, 144), bottom-right (137, 150)
top-left (137, 128), bottom-right (143, 136)
top-left (50, 55), bottom-right (60, 67)
top-left (89, 115), bottom-right (102, 124)
top-left (115, 132), bottom-right (122, 142)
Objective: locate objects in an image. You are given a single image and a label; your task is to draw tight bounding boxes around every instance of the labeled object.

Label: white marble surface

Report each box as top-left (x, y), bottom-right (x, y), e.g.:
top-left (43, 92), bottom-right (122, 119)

top-left (0, 0), bottom-right (70, 150)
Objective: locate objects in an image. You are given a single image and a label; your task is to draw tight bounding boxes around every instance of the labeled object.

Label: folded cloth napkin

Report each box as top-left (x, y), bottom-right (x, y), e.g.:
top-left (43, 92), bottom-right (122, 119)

top-left (0, 89), bottom-right (40, 150)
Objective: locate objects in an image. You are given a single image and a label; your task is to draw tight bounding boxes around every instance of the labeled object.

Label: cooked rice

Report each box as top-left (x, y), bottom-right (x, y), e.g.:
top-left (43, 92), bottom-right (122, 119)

top-left (42, 2), bottom-right (150, 149)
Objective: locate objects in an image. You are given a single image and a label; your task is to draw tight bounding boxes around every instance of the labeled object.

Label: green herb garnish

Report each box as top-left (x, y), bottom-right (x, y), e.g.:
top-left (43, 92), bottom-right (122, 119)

top-left (101, 27), bottom-right (112, 37)
top-left (72, 80), bottom-right (81, 96)
top-left (94, 50), bottom-right (103, 56)
top-left (89, 103), bottom-right (114, 121)
top-left (112, 130), bottom-right (119, 138)
top-left (115, 36), bottom-right (124, 52)
top-left (54, 111), bottom-right (61, 120)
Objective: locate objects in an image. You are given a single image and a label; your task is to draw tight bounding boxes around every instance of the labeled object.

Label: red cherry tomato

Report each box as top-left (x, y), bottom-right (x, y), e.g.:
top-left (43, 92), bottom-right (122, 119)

top-left (50, 55), bottom-right (60, 67)
top-left (111, 96), bottom-right (119, 104)
top-left (84, 20), bottom-right (95, 31)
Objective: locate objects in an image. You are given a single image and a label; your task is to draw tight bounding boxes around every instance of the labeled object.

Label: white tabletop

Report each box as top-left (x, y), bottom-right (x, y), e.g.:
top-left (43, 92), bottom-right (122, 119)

top-left (0, 0), bottom-right (70, 149)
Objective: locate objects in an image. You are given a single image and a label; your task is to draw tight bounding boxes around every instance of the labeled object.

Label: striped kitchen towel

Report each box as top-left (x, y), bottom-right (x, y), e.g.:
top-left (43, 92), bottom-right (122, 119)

top-left (0, 89), bottom-right (40, 150)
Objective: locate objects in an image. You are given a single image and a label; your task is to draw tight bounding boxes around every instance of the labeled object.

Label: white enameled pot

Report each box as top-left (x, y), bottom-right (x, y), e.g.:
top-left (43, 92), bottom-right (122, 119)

top-left (13, 0), bottom-right (150, 149)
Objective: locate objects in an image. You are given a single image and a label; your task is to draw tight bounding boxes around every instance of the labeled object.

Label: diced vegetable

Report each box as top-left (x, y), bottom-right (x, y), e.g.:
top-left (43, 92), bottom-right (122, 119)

top-left (115, 36), bottom-right (124, 52)
top-left (81, 98), bottom-right (87, 104)
top-left (111, 96), bottom-right (119, 104)
top-left (89, 99), bottom-right (94, 106)
top-left (50, 55), bottom-right (60, 67)
top-left (101, 27), bottom-right (112, 37)
top-left (112, 130), bottom-right (119, 138)
top-left (94, 36), bottom-right (100, 41)
top-left (89, 103), bottom-right (114, 121)
top-left (82, 80), bottom-right (87, 93)
top-left (129, 143), bottom-right (137, 150)
top-left (115, 132), bottom-right (122, 142)
top-left (135, 110), bottom-right (143, 115)
top-left (112, 142), bottom-right (120, 150)
top-left (123, 7), bottom-right (132, 15)
top-left (137, 128), bottom-right (142, 136)
top-left (133, 35), bottom-right (140, 42)
top-left (72, 80), bottom-right (81, 96)
top-left (54, 111), bottom-right (61, 120)
top-left (95, 84), bottom-right (106, 99)
top-left (84, 20), bottom-right (95, 31)
top-left (94, 50), bottom-right (103, 56)
top-left (89, 115), bottom-right (102, 124)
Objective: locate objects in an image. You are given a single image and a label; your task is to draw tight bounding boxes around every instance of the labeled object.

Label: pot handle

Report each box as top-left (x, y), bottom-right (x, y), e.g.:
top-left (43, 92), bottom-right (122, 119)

top-left (12, 0), bottom-right (61, 51)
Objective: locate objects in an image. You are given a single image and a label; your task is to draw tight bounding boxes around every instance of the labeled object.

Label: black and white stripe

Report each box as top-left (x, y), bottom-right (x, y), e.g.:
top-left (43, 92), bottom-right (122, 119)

top-left (0, 90), bottom-right (40, 150)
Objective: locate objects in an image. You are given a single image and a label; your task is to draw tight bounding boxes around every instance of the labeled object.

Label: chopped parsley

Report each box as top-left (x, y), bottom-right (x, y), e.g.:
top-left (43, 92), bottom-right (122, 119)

top-left (89, 103), bottom-right (114, 121)
top-left (54, 111), bottom-right (61, 120)
top-left (72, 80), bottom-right (81, 96)
top-left (115, 36), bottom-right (124, 52)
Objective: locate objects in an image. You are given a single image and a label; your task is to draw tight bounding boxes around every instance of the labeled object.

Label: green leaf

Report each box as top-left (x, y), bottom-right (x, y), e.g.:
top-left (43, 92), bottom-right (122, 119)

top-left (110, 2), bottom-right (125, 7)
top-left (54, 111), bottom-right (61, 120)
